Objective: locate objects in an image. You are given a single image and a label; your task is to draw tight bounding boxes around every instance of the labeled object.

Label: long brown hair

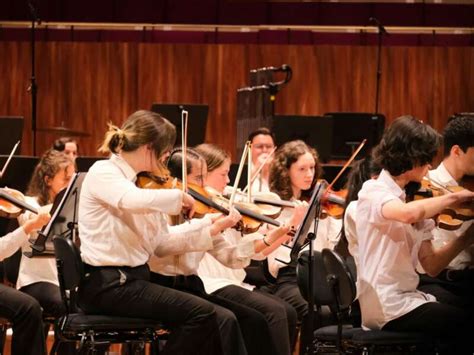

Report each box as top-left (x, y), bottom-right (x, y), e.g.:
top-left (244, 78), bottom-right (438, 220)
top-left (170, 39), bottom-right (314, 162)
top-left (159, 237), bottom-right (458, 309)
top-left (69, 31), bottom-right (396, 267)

top-left (195, 143), bottom-right (230, 172)
top-left (269, 140), bottom-right (321, 201)
top-left (26, 149), bottom-right (74, 206)
top-left (99, 110), bottom-right (176, 173)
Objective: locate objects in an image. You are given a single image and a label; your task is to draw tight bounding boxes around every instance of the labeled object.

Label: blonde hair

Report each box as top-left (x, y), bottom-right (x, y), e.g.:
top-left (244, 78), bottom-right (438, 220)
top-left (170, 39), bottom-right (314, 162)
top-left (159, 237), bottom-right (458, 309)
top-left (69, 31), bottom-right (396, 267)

top-left (26, 149), bottom-right (74, 206)
top-left (195, 143), bottom-right (230, 172)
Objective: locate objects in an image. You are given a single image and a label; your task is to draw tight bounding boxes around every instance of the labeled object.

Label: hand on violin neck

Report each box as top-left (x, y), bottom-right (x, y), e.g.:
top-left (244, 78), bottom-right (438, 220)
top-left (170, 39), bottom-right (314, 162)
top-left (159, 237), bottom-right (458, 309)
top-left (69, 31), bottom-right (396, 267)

top-left (182, 192), bottom-right (196, 219)
top-left (210, 208), bottom-right (242, 236)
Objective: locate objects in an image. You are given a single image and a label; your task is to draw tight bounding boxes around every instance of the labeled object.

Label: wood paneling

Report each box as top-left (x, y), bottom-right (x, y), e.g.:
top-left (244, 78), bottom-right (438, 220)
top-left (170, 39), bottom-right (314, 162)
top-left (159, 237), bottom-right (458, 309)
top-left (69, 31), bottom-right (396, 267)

top-left (0, 41), bottom-right (473, 159)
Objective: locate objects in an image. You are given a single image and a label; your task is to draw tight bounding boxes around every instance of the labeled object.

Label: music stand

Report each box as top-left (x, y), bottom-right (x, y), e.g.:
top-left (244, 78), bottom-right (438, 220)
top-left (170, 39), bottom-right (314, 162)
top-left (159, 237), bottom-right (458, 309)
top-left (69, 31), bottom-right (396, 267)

top-left (24, 172), bottom-right (86, 258)
top-left (150, 103), bottom-right (208, 147)
top-left (0, 155), bottom-right (39, 192)
top-left (272, 115), bottom-right (333, 163)
top-left (287, 181), bottom-right (327, 355)
top-left (0, 117), bottom-right (24, 155)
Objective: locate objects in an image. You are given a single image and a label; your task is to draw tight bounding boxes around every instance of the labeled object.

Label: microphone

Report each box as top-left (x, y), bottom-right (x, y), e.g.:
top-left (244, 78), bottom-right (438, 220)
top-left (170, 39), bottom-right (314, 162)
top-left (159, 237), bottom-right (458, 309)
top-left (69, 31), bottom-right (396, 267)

top-left (271, 64), bottom-right (291, 72)
top-left (369, 17), bottom-right (388, 35)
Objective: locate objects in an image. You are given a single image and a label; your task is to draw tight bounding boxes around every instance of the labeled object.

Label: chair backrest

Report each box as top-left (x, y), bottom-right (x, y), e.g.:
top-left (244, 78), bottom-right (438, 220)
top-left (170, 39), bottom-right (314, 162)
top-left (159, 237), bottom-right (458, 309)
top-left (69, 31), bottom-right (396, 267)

top-left (321, 248), bottom-right (357, 310)
top-left (53, 236), bottom-right (84, 313)
top-left (296, 250), bottom-right (334, 306)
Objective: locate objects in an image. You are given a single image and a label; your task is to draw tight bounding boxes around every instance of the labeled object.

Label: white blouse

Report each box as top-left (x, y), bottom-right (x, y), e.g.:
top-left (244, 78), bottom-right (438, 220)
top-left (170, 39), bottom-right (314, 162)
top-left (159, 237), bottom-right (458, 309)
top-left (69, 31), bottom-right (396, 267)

top-left (79, 154), bottom-right (200, 267)
top-left (17, 197), bottom-right (58, 289)
top-left (356, 169), bottom-right (436, 330)
top-left (0, 227), bottom-right (29, 262)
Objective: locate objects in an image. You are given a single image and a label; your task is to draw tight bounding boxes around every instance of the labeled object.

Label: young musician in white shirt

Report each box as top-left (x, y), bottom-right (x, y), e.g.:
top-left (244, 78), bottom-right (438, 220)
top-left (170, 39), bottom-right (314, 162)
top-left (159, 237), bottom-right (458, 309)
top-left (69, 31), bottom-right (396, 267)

top-left (195, 143), bottom-right (299, 355)
top-left (17, 149), bottom-right (75, 323)
top-left (0, 211), bottom-right (50, 355)
top-left (150, 147), bottom-right (292, 355)
top-left (356, 115), bottom-right (474, 350)
top-left (418, 115), bottom-right (474, 308)
top-left (248, 128), bottom-right (276, 194)
top-left (78, 110), bottom-right (224, 355)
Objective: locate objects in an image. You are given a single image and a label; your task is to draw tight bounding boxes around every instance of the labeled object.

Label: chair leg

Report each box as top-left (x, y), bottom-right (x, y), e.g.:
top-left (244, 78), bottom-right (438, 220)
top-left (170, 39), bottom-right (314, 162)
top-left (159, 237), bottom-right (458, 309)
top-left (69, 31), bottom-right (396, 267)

top-left (0, 324), bottom-right (7, 355)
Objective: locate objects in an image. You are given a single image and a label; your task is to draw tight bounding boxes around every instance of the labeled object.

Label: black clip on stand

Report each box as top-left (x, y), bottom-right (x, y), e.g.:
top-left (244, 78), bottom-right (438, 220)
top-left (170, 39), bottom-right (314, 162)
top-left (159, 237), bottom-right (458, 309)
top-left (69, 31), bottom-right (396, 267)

top-left (25, 173), bottom-right (82, 258)
top-left (275, 181), bottom-right (326, 355)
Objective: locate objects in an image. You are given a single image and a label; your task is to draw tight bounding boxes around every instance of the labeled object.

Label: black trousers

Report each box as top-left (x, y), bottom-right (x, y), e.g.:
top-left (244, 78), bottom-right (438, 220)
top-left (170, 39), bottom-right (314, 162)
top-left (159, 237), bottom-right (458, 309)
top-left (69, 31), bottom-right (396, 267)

top-left (20, 281), bottom-right (76, 355)
top-left (0, 283), bottom-right (45, 355)
top-left (78, 264), bottom-right (222, 355)
top-left (151, 272), bottom-right (279, 355)
top-left (383, 301), bottom-right (473, 353)
top-left (214, 284), bottom-right (298, 355)
top-left (261, 266), bottom-right (328, 355)
top-left (418, 270), bottom-right (474, 309)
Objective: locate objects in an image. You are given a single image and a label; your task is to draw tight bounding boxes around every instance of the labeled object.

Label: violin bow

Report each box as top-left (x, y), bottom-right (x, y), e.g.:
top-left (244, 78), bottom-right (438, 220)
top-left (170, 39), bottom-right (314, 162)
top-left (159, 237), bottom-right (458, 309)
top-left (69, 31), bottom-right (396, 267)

top-left (229, 141), bottom-right (251, 208)
top-left (422, 176), bottom-right (452, 194)
top-left (242, 146), bottom-right (277, 194)
top-left (181, 109), bottom-right (189, 193)
top-left (326, 139), bottom-right (367, 192)
top-left (0, 140), bottom-right (20, 179)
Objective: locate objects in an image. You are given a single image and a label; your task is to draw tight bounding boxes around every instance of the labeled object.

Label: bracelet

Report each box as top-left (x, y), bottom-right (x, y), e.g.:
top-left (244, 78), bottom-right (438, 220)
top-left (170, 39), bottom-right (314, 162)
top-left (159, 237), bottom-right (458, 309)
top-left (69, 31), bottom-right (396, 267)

top-left (262, 235), bottom-right (271, 247)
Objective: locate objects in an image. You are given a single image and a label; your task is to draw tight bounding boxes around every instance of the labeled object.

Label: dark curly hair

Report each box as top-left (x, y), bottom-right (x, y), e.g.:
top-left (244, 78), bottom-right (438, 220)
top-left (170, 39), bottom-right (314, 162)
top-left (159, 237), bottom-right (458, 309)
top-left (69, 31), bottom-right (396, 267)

top-left (269, 140), bottom-right (321, 201)
top-left (372, 115), bottom-right (441, 176)
top-left (443, 115), bottom-right (474, 156)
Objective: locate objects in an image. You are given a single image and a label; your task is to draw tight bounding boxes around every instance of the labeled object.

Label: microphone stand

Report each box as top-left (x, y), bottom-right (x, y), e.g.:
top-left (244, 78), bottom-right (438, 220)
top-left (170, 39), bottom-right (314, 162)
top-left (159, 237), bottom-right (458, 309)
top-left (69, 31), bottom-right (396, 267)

top-left (28, 1), bottom-right (40, 156)
top-left (370, 18), bottom-right (388, 115)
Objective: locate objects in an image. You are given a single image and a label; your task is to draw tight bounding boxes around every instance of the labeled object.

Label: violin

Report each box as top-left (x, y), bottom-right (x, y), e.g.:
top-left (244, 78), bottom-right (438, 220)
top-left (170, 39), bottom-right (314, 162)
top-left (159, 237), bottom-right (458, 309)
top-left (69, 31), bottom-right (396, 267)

top-left (0, 187), bottom-right (39, 218)
top-left (136, 171), bottom-right (280, 234)
top-left (321, 187), bottom-right (347, 219)
top-left (407, 178), bottom-right (474, 230)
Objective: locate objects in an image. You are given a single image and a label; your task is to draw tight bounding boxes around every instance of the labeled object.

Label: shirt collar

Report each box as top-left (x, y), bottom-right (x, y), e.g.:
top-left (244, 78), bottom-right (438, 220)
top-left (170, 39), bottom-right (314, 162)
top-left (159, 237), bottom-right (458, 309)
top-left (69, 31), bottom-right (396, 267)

top-left (110, 154), bottom-right (137, 182)
top-left (430, 162), bottom-right (458, 187)
top-left (377, 169), bottom-right (406, 200)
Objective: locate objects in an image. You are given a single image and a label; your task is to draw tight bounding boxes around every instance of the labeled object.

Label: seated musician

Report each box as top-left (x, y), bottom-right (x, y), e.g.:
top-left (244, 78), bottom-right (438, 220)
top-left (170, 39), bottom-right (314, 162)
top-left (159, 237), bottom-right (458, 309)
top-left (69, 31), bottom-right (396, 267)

top-left (195, 143), bottom-right (299, 355)
top-left (149, 146), bottom-right (291, 355)
top-left (263, 140), bottom-right (342, 352)
top-left (52, 137), bottom-right (79, 162)
top-left (16, 149), bottom-right (75, 354)
top-left (77, 110), bottom-right (222, 355)
top-left (355, 115), bottom-right (474, 351)
top-left (0, 210), bottom-right (50, 355)
top-left (418, 115), bottom-right (474, 308)
top-left (17, 149), bottom-right (74, 317)
top-left (248, 128), bottom-right (276, 194)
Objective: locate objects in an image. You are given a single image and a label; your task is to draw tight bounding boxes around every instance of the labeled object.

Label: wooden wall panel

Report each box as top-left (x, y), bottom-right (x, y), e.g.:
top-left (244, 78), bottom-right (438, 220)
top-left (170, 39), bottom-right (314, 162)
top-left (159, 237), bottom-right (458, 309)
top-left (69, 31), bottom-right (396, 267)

top-left (0, 41), bottom-right (473, 160)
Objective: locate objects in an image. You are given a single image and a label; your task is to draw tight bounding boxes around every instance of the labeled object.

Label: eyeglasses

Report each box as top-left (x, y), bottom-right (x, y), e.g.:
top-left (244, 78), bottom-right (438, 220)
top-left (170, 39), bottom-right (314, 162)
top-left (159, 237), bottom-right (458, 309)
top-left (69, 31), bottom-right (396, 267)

top-left (253, 144), bottom-right (275, 150)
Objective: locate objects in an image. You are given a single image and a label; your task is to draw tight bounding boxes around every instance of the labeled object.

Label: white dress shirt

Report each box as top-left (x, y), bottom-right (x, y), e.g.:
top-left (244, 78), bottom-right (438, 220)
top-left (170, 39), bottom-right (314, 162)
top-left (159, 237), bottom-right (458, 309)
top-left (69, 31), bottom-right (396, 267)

top-left (197, 229), bottom-right (263, 294)
top-left (267, 205), bottom-right (342, 278)
top-left (427, 162), bottom-right (473, 270)
top-left (344, 201), bottom-right (359, 271)
top-left (0, 227), bottom-right (29, 262)
top-left (79, 154), bottom-right (210, 267)
top-left (17, 197), bottom-right (58, 289)
top-left (149, 225), bottom-right (255, 277)
top-left (356, 169), bottom-right (436, 330)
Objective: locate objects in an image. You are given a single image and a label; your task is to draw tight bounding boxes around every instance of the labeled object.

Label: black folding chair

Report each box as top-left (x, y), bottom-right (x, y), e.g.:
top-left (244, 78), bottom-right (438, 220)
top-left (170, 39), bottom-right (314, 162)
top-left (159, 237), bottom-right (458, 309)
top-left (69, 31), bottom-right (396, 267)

top-left (52, 236), bottom-right (166, 354)
top-left (297, 249), bottom-right (436, 354)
